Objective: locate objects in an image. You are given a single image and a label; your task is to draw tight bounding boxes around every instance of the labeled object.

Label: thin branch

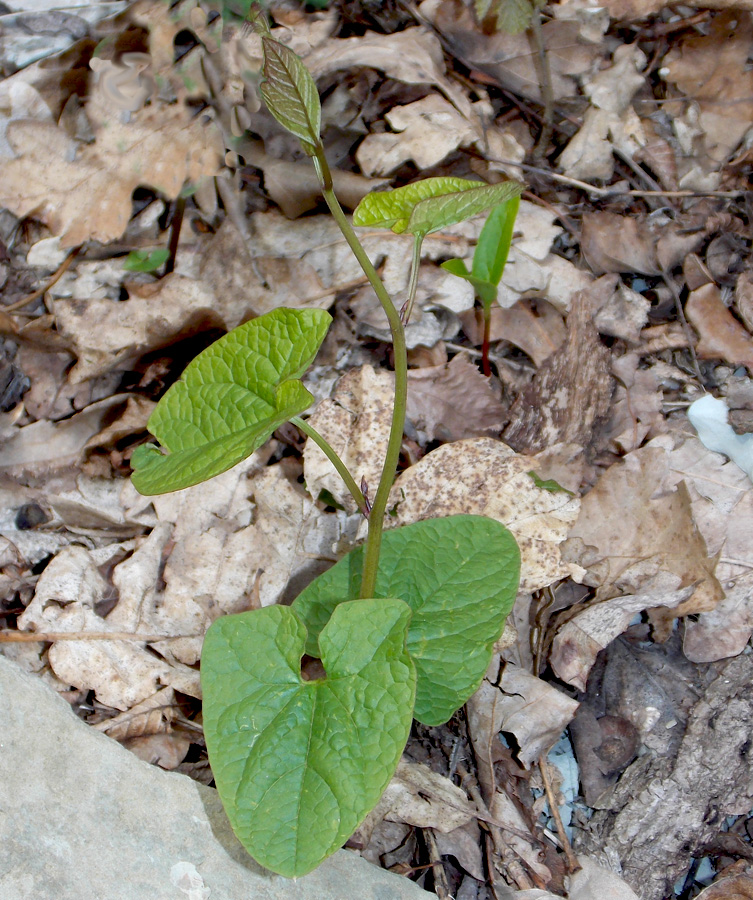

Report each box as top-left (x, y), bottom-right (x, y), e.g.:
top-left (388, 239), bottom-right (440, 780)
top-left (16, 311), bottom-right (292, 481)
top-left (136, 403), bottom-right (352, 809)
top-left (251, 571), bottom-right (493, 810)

top-left (4, 248), bottom-right (80, 314)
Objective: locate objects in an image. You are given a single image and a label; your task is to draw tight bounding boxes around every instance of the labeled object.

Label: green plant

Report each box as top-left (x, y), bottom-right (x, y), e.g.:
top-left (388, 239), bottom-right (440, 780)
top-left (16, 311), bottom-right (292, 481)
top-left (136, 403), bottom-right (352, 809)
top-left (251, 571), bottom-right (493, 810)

top-left (131, 18), bottom-right (522, 879)
top-left (122, 247), bottom-right (170, 273)
top-left (441, 194), bottom-right (520, 376)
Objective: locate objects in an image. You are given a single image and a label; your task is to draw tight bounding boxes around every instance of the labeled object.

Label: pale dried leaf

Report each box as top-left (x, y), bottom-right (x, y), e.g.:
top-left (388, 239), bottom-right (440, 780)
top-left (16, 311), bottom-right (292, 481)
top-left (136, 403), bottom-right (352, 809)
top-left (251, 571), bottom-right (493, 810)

top-left (379, 759), bottom-right (477, 832)
top-left (304, 366), bottom-right (393, 513)
top-left (122, 733), bottom-right (191, 770)
top-left (406, 354), bottom-right (506, 441)
top-left (581, 212), bottom-right (660, 276)
top-left (460, 301), bottom-right (566, 367)
top-left (94, 687), bottom-right (177, 741)
top-left (390, 437), bottom-right (581, 592)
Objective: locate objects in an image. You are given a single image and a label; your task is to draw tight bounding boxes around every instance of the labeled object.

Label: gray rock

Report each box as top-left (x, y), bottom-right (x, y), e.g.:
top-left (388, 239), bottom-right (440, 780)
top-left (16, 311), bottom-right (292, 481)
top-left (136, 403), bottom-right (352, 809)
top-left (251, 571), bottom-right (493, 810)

top-left (0, 655), bottom-right (431, 900)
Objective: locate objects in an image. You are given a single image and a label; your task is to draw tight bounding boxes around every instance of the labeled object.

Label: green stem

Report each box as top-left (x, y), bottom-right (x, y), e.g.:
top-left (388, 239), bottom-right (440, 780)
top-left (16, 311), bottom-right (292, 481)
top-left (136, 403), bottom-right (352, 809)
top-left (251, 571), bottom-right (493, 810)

top-left (290, 416), bottom-right (368, 517)
top-left (401, 235), bottom-right (424, 326)
top-left (481, 303), bottom-right (492, 377)
top-left (313, 145), bottom-right (408, 599)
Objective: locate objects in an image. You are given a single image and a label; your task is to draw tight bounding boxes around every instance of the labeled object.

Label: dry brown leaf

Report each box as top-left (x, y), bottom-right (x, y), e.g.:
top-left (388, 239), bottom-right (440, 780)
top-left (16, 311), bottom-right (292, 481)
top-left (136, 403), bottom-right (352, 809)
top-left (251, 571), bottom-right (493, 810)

top-left (581, 212), bottom-right (660, 276)
top-left (424, 0), bottom-right (599, 103)
top-left (503, 288), bottom-right (612, 454)
top-left (565, 441), bottom-right (723, 640)
top-left (694, 870), bottom-right (753, 900)
top-left (605, 353), bottom-right (665, 453)
top-left (406, 354), bottom-right (506, 441)
top-left (0, 91), bottom-right (222, 247)
top-left (468, 661), bottom-right (579, 770)
top-left (303, 366), bottom-right (393, 513)
top-left (122, 733), bottom-right (191, 770)
top-left (559, 44), bottom-right (647, 182)
top-left (686, 282), bottom-right (753, 372)
top-left (734, 270), bottom-right (753, 333)
top-left (593, 278), bottom-right (651, 343)
top-left (550, 572), bottom-right (695, 691)
top-left (663, 11), bottom-right (753, 165)
top-left (379, 759), bottom-right (477, 832)
top-left (599, 0), bottom-right (753, 18)
top-left (389, 437), bottom-right (581, 592)
top-left (460, 300), bottom-right (566, 367)
top-left (356, 94), bottom-right (479, 177)
top-left (54, 275), bottom-right (222, 383)
top-left (93, 687), bottom-right (177, 741)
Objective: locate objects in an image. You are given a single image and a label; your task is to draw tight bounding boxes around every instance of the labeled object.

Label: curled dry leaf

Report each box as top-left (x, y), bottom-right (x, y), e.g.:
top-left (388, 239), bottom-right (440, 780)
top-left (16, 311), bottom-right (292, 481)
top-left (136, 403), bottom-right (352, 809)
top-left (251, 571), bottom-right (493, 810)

top-left (389, 437), bottom-right (581, 592)
top-left (565, 439), bottom-right (723, 642)
top-left (93, 687), bottom-right (177, 741)
top-left (550, 572), bottom-right (695, 691)
top-left (303, 365), bottom-right (393, 513)
top-left (406, 354), bottom-right (506, 441)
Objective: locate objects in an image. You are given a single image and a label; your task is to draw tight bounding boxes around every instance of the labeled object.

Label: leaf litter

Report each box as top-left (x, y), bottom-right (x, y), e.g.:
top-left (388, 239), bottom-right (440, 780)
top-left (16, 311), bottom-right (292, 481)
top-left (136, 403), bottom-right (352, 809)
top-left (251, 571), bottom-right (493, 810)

top-left (1, 0), bottom-right (752, 897)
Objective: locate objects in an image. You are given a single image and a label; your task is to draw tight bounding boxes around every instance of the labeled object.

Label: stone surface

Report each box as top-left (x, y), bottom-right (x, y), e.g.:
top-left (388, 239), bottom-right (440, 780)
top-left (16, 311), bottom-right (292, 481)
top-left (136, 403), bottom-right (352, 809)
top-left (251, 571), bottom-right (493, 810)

top-left (0, 655), bottom-right (431, 900)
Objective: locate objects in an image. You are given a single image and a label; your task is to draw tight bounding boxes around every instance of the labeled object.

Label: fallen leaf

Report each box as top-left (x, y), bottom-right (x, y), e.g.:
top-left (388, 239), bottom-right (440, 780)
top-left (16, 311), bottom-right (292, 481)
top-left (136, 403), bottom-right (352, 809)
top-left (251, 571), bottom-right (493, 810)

top-left (559, 44), bottom-right (647, 182)
top-left (121, 733), bottom-right (191, 770)
top-left (503, 288), bottom-right (612, 454)
top-left (663, 11), bottom-right (753, 166)
top-left (389, 437), bottom-right (581, 592)
top-left (605, 353), bottom-right (665, 453)
top-left (593, 277), bottom-right (651, 343)
top-left (357, 94), bottom-right (479, 177)
top-left (564, 440), bottom-right (723, 641)
top-left (93, 687), bottom-right (177, 740)
top-left (406, 354), bottom-right (506, 441)
top-left (686, 282), bottom-right (753, 373)
top-left (581, 212), bottom-right (660, 276)
top-left (550, 572), bottom-right (695, 690)
top-left (303, 365), bottom-right (393, 513)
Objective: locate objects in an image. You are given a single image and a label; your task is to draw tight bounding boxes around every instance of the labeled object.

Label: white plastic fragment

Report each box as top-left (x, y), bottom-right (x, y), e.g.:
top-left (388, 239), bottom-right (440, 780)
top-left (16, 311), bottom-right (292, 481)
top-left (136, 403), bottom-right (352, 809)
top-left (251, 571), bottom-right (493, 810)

top-left (687, 394), bottom-right (753, 483)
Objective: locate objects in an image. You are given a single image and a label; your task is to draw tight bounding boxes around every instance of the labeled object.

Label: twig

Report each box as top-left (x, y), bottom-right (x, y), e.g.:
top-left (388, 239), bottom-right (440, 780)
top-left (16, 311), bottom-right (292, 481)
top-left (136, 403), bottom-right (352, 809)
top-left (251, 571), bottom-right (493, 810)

top-left (424, 829), bottom-right (452, 900)
top-left (660, 266), bottom-right (704, 384)
top-left (0, 630), bottom-right (203, 643)
top-left (4, 248), bottom-right (80, 314)
top-left (530, 10), bottom-right (554, 161)
top-left (487, 157), bottom-right (747, 199)
top-left (538, 753), bottom-right (580, 874)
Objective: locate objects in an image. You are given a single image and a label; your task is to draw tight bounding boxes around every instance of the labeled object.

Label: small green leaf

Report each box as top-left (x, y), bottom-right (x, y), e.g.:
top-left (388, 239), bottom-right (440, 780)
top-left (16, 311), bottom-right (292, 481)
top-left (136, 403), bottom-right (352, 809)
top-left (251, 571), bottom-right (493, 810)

top-left (475, 0), bottom-right (540, 34)
top-left (293, 515), bottom-right (520, 726)
top-left (407, 180), bottom-right (524, 238)
top-left (527, 471), bottom-right (574, 496)
top-left (201, 598), bottom-right (416, 877)
top-left (352, 176), bottom-right (478, 234)
top-left (472, 195), bottom-right (520, 288)
top-left (122, 248), bottom-right (170, 273)
top-left (260, 37), bottom-right (321, 154)
top-left (440, 258), bottom-right (472, 281)
top-left (131, 308), bottom-right (331, 494)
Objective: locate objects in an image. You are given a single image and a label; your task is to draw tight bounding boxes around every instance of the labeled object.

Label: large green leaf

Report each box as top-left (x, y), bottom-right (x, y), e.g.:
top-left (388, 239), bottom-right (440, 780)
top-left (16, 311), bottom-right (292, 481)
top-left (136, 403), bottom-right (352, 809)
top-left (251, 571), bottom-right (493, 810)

top-left (293, 516), bottom-right (520, 726)
top-left (407, 180), bottom-right (524, 238)
top-left (201, 598), bottom-right (416, 878)
top-left (352, 176), bottom-right (478, 234)
top-left (260, 37), bottom-right (321, 154)
top-left (131, 308), bottom-right (331, 494)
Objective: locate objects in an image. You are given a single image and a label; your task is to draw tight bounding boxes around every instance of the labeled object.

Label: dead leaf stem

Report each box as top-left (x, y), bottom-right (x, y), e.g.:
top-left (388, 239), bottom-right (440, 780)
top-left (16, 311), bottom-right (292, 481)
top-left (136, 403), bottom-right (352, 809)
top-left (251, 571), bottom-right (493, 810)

top-left (538, 753), bottom-right (580, 874)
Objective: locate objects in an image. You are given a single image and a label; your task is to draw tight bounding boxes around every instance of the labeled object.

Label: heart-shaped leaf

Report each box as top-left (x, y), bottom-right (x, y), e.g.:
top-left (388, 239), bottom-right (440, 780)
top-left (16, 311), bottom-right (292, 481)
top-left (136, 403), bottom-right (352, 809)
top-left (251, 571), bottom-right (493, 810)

top-left (201, 598), bottom-right (416, 878)
top-left (407, 180), bottom-right (523, 238)
top-left (352, 176), bottom-right (478, 234)
top-left (293, 515), bottom-right (520, 726)
top-left (260, 37), bottom-right (321, 155)
top-left (131, 308), bottom-right (331, 494)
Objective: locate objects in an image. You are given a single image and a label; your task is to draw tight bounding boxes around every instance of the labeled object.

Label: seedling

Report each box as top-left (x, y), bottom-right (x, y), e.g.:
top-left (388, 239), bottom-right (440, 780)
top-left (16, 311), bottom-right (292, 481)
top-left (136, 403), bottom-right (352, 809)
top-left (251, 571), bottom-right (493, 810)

top-left (131, 19), bottom-right (522, 879)
top-left (122, 247), bottom-right (170, 273)
top-left (441, 194), bottom-right (520, 376)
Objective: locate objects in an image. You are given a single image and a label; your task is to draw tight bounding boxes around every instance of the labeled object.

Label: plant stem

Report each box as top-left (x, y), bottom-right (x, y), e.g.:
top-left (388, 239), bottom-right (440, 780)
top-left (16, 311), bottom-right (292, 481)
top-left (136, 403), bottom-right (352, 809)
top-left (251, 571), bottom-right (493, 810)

top-left (481, 303), bottom-right (492, 377)
top-left (401, 235), bottom-right (424, 325)
top-left (313, 145), bottom-right (409, 599)
top-left (290, 416), bottom-right (368, 516)
top-left (531, 9), bottom-right (555, 161)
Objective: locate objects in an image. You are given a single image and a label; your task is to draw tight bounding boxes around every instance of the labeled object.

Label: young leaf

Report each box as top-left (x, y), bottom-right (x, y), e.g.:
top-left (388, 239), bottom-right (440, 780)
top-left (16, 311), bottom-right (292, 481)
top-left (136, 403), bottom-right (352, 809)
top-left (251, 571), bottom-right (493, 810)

top-left (471, 194), bottom-right (520, 288)
top-left (122, 247), bottom-right (170, 273)
top-left (131, 308), bottom-right (331, 494)
top-left (352, 176), bottom-right (479, 234)
top-left (260, 37), bottom-right (321, 154)
top-left (407, 180), bottom-right (523, 238)
top-left (292, 515), bottom-right (520, 727)
top-left (201, 598), bottom-right (416, 878)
